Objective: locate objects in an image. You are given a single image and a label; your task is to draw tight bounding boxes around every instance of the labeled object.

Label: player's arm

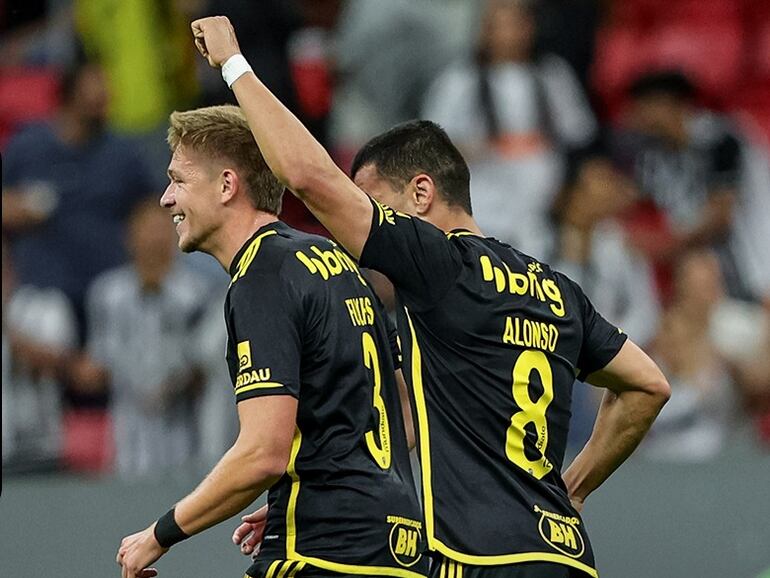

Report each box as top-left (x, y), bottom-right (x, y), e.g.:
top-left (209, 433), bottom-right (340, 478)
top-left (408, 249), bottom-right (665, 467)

top-left (116, 395), bottom-right (297, 578)
top-left (562, 340), bottom-right (670, 510)
top-left (190, 16), bottom-right (372, 259)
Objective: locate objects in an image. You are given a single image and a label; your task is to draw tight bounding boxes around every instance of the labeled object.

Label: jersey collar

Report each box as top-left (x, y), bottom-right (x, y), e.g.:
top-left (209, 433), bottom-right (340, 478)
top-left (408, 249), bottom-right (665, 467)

top-left (229, 220), bottom-right (287, 277)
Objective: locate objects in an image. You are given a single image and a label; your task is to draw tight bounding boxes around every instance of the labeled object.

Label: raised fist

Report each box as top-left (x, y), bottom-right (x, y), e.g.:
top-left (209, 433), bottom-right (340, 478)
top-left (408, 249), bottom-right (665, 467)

top-left (191, 16), bottom-right (242, 68)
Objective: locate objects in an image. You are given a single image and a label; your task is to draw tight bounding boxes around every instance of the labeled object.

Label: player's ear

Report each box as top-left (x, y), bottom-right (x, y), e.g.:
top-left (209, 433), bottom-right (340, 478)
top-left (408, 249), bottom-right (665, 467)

top-left (220, 168), bottom-right (239, 204)
top-left (411, 173), bottom-right (435, 216)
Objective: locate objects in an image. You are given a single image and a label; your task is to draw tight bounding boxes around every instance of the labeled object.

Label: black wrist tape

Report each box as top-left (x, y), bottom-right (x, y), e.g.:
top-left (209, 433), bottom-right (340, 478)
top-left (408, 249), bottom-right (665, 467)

top-left (154, 507), bottom-right (189, 548)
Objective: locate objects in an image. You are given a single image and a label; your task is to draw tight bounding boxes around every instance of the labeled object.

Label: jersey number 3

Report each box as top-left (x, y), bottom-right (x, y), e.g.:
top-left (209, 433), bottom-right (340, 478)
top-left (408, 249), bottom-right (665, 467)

top-left (505, 350), bottom-right (554, 479)
top-left (362, 331), bottom-right (392, 469)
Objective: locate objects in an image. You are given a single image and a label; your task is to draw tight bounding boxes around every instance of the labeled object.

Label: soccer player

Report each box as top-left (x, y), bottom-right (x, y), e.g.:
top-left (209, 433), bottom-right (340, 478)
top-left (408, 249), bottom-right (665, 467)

top-left (191, 16), bottom-right (671, 578)
top-left (115, 104), bottom-right (426, 578)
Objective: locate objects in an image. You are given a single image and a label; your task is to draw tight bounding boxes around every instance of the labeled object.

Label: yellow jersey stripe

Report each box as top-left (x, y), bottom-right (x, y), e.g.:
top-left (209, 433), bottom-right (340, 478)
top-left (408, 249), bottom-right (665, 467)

top-left (234, 381), bottom-right (286, 396)
top-left (283, 422), bottom-right (425, 578)
top-left (289, 554), bottom-right (426, 578)
top-left (264, 560), bottom-right (282, 578)
top-left (231, 230), bottom-right (278, 283)
top-left (285, 427), bottom-right (303, 555)
top-left (433, 540), bottom-right (599, 578)
top-left (287, 561), bottom-right (306, 578)
top-left (275, 561), bottom-right (294, 578)
top-left (404, 308), bottom-right (435, 547)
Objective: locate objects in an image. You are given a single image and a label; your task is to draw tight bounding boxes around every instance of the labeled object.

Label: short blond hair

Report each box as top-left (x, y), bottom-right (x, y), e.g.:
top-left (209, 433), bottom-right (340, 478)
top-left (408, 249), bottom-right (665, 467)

top-left (167, 105), bottom-right (284, 214)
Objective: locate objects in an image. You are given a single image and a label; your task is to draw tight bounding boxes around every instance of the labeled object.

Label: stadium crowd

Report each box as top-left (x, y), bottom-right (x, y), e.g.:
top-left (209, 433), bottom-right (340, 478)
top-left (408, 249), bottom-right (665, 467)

top-left (2, 0), bottom-right (769, 477)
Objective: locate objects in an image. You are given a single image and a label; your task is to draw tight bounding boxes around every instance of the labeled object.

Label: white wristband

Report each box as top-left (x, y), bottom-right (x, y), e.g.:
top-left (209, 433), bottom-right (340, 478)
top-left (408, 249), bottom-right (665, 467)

top-left (221, 54), bottom-right (253, 88)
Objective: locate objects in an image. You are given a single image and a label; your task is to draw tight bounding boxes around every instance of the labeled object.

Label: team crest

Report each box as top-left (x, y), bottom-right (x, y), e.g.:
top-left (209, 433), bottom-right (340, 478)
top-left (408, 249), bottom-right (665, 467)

top-left (386, 515), bottom-right (423, 567)
top-left (535, 505), bottom-right (585, 559)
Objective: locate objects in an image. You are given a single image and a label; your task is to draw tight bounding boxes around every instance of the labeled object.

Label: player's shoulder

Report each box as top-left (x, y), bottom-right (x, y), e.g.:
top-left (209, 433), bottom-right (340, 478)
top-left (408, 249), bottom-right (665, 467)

top-left (230, 221), bottom-right (360, 289)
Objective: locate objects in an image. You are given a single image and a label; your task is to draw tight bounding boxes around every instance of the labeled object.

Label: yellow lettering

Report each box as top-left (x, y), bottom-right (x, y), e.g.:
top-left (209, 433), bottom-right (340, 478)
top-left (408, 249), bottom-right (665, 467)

top-left (549, 325), bottom-right (559, 351)
top-left (405, 529), bottom-right (418, 557)
top-left (363, 296), bottom-right (374, 325)
top-left (395, 528), bottom-right (408, 554)
top-left (501, 317), bottom-right (559, 352)
top-left (503, 316), bottom-right (515, 344)
top-left (345, 297), bottom-right (375, 327)
top-left (549, 519), bottom-right (565, 544)
top-left (480, 257), bottom-right (568, 318)
top-left (530, 320), bottom-right (541, 349)
top-left (480, 255), bottom-right (494, 282)
top-left (543, 279), bottom-right (566, 317)
top-left (561, 524), bottom-right (577, 550)
top-left (311, 246), bottom-right (343, 275)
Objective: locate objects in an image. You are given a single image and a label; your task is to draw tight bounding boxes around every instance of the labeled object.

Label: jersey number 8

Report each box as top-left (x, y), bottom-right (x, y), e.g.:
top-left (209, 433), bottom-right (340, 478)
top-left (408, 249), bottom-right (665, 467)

top-left (505, 349), bottom-right (554, 479)
top-left (362, 331), bottom-right (392, 469)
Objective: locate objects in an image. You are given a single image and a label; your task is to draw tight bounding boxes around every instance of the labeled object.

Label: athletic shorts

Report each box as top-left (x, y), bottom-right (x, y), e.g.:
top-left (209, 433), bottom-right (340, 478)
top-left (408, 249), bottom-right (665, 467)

top-left (246, 559), bottom-right (378, 578)
top-left (429, 556), bottom-right (581, 578)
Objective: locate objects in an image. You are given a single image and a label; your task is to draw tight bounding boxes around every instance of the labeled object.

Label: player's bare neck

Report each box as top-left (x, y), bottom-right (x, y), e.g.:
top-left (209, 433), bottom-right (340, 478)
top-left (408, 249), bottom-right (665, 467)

top-left (431, 207), bottom-right (483, 236)
top-left (216, 209), bottom-right (279, 273)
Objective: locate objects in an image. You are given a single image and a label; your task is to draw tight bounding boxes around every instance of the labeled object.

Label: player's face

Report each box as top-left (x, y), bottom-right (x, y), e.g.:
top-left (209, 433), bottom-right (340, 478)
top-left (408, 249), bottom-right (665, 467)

top-left (353, 164), bottom-right (416, 215)
top-left (160, 146), bottom-right (222, 254)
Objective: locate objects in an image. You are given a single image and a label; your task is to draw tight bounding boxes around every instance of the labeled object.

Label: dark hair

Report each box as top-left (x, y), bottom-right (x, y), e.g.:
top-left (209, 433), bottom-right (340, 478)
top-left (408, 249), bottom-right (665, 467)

top-left (628, 70), bottom-right (697, 102)
top-left (351, 120), bottom-right (472, 214)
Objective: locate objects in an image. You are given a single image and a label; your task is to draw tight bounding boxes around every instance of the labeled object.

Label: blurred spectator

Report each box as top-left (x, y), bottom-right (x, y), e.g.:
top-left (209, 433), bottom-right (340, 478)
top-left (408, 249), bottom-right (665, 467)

top-left (710, 297), bottom-right (770, 448)
top-left (553, 157), bottom-right (661, 450)
top-left (74, 198), bottom-right (210, 479)
top-left (423, 0), bottom-right (598, 259)
top-left (1, 241), bottom-right (78, 469)
top-left (0, 0), bottom-right (78, 68)
top-left (193, 290), bottom-right (239, 467)
top-left (613, 70), bottom-right (757, 301)
top-left (643, 250), bottom-right (737, 461)
top-left (552, 156), bottom-right (660, 346)
top-left (75, 0), bottom-right (200, 187)
top-left (2, 58), bottom-right (155, 340)
top-left (331, 0), bottom-right (451, 161)
top-left (75, 0), bottom-right (198, 135)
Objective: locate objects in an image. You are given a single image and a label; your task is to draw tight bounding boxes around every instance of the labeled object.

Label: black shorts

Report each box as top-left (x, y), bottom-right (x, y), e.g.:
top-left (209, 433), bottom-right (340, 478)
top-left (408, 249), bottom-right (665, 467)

top-left (246, 559), bottom-right (385, 578)
top-left (429, 556), bottom-right (580, 578)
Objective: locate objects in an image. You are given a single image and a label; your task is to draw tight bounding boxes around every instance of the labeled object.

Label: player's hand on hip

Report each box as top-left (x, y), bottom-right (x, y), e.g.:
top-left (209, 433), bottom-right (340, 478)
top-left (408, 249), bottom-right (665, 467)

top-left (232, 504), bottom-right (268, 556)
top-left (190, 16), bottom-right (242, 67)
top-left (116, 525), bottom-right (167, 578)
top-left (569, 495), bottom-right (585, 513)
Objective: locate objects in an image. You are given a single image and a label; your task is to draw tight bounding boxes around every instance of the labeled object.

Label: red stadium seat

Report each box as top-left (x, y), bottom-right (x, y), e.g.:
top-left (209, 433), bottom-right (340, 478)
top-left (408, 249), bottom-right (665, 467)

top-left (592, 26), bottom-right (654, 120)
top-left (732, 80), bottom-right (770, 145)
top-left (648, 22), bottom-right (744, 105)
top-left (0, 67), bottom-right (59, 148)
top-left (749, 20), bottom-right (770, 80)
top-left (611, 0), bottom-right (739, 27)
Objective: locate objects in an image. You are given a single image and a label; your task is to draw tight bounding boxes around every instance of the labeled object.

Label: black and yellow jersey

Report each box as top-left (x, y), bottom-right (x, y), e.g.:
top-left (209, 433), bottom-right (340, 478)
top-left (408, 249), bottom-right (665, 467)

top-left (359, 200), bottom-right (628, 578)
top-left (224, 221), bottom-right (427, 578)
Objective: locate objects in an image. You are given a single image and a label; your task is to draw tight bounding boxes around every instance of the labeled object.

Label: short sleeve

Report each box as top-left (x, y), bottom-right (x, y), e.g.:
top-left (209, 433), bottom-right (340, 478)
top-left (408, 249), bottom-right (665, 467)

top-left (359, 197), bottom-right (462, 311)
top-left (566, 277), bottom-right (628, 380)
top-left (228, 266), bottom-right (302, 403)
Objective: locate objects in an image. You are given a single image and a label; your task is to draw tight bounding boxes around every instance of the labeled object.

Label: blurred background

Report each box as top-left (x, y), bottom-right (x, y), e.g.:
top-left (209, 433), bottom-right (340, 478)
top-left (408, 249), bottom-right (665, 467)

top-left (1, 0), bottom-right (769, 577)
